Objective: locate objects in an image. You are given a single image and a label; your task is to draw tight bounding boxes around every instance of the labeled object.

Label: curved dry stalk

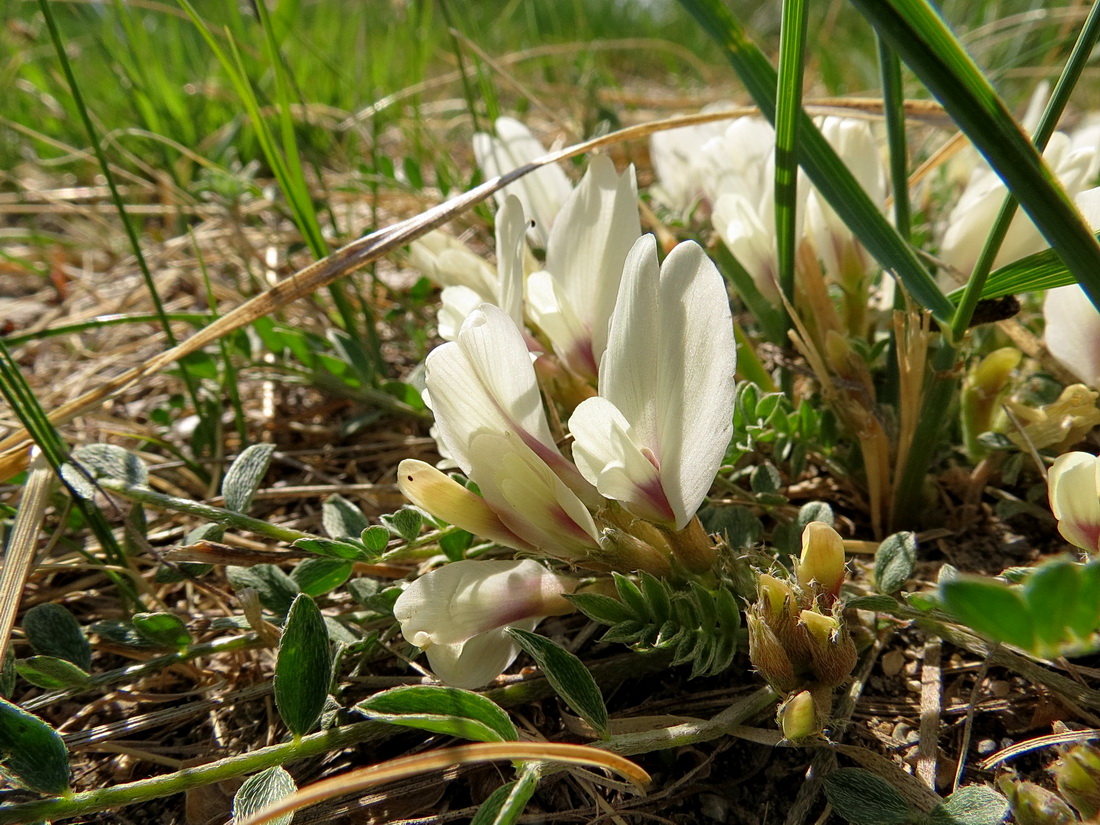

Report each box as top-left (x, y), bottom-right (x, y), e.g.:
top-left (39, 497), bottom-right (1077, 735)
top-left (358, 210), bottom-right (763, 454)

top-left (234, 741), bottom-right (650, 825)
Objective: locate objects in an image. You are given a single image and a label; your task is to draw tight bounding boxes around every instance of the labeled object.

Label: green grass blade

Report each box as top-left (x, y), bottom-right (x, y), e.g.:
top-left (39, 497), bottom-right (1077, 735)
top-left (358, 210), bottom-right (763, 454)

top-left (774, 0), bottom-right (808, 313)
top-left (947, 0), bottom-right (1100, 336)
top-left (849, 0), bottom-right (1100, 311)
top-left (676, 0), bottom-right (955, 326)
top-left (37, 0), bottom-right (202, 409)
top-left (947, 243), bottom-right (1090, 303)
top-left (877, 38), bottom-right (910, 241)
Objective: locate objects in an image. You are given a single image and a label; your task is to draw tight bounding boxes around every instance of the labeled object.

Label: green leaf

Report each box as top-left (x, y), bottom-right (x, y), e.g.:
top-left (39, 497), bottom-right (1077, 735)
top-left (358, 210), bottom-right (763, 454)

top-left (848, 0), bottom-right (1100, 308)
top-left (613, 574), bottom-right (649, 620)
top-left (675, 0), bottom-right (955, 323)
top-left (226, 564), bottom-right (301, 616)
top-left (322, 493), bottom-right (370, 540)
top-left (698, 505), bottom-right (763, 550)
top-left (0, 696), bottom-right (70, 794)
top-left (22, 603), bottom-right (92, 671)
top-left (930, 784), bottom-right (1008, 825)
top-left (16, 656), bottom-right (92, 689)
top-left (1071, 562), bottom-right (1100, 639)
top-left (940, 576), bottom-right (1035, 651)
top-left (1022, 559), bottom-right (1080, 651)
top-left (357, 685), bottom-right (517, 742)
top-left (70, 443), bottom-right (148, 488)
top-left (438, 529), bottom-right (473, 561)
top-left (222, 444), bottom-right (275, 514)
top-left (292, 537), bottom-right (369, 561)
top-left (383, 508), bottom-right (424, 542)
top-left (567, 593), bottom-right (634, 626)
top-left (274, 594), bottom-right (332, 736)
top-left (470, 763), bottom-right (541, 825)
top-left (290, 557), bottom-right (354, 597)
top-left (822, 768), bottom-right (912, 825)
top-left (875, 531), bottom-right (917, 594)
top-left (506, 628), bottom-right (609, 738)
top-left (131, 612), bottom-right (192, 649)
top-left (0, 650), bottom-right (14, 699)
top-left (361, 525), bottom-right (391, 555)
top-left (232, 766), bottom-right (297, 825)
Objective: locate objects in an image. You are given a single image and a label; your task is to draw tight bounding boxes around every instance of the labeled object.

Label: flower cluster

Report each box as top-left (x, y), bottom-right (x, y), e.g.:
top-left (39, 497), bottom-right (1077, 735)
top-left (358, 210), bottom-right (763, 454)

top-left (746, 522), bottom-right (856, 740)
top-left (396, 121), bottom-right (737, 687)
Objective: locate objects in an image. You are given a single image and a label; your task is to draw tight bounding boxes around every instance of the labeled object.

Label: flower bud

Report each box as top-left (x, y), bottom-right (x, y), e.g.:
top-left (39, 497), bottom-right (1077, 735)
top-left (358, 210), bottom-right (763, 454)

top-left (746, 612), bottom-right (799, 694)
top-left (797, 522), bottom-right (846, 600)
top-left (596, 527), bottom-right (673, 578)
top-left (779, 690), bottom-right (821, 742)
top-left (758, 573), bottom-right (796, 620)
top-left (998, 775), bottom-right (1078, 825)
top-left (1055, 742), bottom-right (1100, 820)
top-left (800, 608), bottom-right (857, 688)
top-left (398, 459), bottom-right (533, 552)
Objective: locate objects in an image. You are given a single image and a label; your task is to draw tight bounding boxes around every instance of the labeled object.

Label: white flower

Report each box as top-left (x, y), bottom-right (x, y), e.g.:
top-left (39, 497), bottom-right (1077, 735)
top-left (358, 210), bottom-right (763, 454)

top-left (526, 155), bottom-right (641, 380)
top-left (568, 236), bottom-right (737, 529)
top-left (939, 132), bottom-right (1097, 283)
top-left (1043, 188), bottom-right (1100, 388)
top-left (424, 303), bottom-right (594, 498)
top-left (473, 117), bottom-right (572, 247)
top-left (1048, 452), bottom-right (1100, 553)
top-left (803, 117), bottom-right (887, 287)
top-left (648, 102), bottom-right (739, 213)
top-left (394, 559), bottom-right (575, 688)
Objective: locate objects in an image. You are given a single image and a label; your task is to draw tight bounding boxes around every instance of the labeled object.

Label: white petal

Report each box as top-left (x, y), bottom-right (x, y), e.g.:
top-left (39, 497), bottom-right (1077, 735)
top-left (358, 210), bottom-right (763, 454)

top-left (598, 237), bottom-right (737, 528)
top-left (495, 195), bottom-right (527, 328)
top-left (426, 304), bottom-right (559, 474)
top-left (1044, 285), bottom-right (1100, 387)
top-left (569, 396), bottom-right (675, 525)
top-left (711, 193), bottom-right (779, 300)
top-left (473, 117), bottom-right (571, 246)
top-left (470, 431), bottom-right (601, 559)
top-left (1048, 451), bottom-right (1100, 550)
top-left (437, 285), bottom-right (482, 341)
top-left (544, 156), bottom-right (640, 369)
top-left (394, 559), bottom-right (563, 647)
top-left (423, 617), bottom-right (539, 689)
top-left (526, 270), bottom-right (597, 379)
top-left (408, 231), bottom-right (497, 296)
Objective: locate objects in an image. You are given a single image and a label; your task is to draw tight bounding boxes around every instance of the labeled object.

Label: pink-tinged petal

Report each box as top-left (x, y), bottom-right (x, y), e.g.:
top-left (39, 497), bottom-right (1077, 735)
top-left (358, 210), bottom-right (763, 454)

top-left (473, 117), bottom-right (571, 247)
top-left (426, 304), bottom-right (559, 475)
top-left (1044, 285), bottom-right (1100, 388)
top-left (569, 396), bottom-right (675, 525)
top-left (543, 156), bottom-right (640, 369)
top-left (1049, 452), bottom-right (1100, 552)
top-left (711, 193), bottom-right (779, 301)
top-left (526, 270), bottom-right (598, 379)
top-left (423, 618), bottom-right (539, 689)
top-left (394, 559), bottom-right (571, 648)
top-left (397, 459), bottom-right (534, 553)
top-left (469, 431), bottom-right (600, 560)
top-left (597, 236), bottom-right (737, 529)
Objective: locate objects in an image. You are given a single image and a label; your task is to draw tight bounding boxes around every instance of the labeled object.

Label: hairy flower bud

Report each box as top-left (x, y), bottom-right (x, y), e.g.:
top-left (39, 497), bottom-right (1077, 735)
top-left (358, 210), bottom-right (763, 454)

top-left (800, 608), bottom-right (858, 688)
top-left (999, 775), bottom-right (1078, 825)
top-left (747, 612), bottom-right (799, 694)
top-left (1055, 742), bottom-right (1100, 820)
top-left (797, 521), bottom-right (847, 601)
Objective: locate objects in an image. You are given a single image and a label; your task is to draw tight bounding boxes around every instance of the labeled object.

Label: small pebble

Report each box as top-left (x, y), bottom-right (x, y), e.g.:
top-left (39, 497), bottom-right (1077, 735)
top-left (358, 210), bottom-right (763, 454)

top-left (906, 679), bottom-right (922, 693)
top-left (977, 739), bottom-right (997, 755)
top-left (881, 649), bottom-right (905, 677)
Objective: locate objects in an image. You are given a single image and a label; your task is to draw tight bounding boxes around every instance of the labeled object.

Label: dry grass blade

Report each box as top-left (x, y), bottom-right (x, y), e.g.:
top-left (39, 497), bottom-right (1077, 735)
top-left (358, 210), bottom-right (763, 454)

top-left (0, 449), bottom-right (53, 663)
top-left (233, 741), bottom-right (651, 825)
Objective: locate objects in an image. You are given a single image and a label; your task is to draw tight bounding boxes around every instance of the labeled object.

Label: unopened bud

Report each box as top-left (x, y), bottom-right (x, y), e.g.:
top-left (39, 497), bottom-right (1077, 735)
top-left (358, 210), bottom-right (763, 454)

top-left (998, 775), bottom-right (1078, 825)
top-left (779, 690), bottom-right (820, 742)
top-left (1055, 742), bottom-right (1100, 821)
top-left (800, 608), bottom-right (857, 688)
top-left (747, 612), bottom-right (799, 694)
top-left (758, 573), bottom-right (796, 620)
top-left (597, 527), bottom-right (673, 579)
top-left (797, 522), bottom-right (846, 601)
